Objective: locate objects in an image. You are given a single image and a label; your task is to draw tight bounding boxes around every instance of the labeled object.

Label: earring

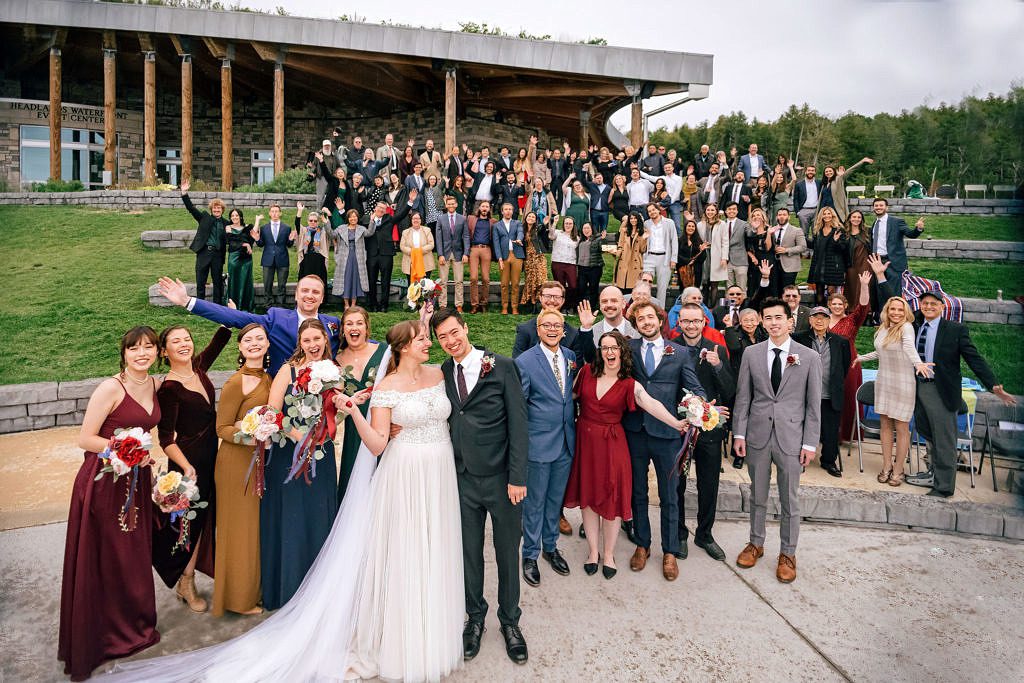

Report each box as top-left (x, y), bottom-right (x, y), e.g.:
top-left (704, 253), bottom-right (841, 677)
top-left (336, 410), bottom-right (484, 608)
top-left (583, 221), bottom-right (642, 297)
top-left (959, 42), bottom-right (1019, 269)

top-left (264, 353), bottom-right (271, 370)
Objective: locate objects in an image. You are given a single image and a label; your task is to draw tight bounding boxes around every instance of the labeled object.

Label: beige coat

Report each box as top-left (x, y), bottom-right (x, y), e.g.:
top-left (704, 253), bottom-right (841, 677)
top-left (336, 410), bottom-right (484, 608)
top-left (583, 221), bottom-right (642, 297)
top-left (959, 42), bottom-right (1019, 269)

top-left (399, 226), bottom-right (436, 274)
top-left (295, 217), bottom-right (330, 264)
top-left (419, 150), bottom-right (444, 182)
top-left (613, 229), bottom-right (648, 289)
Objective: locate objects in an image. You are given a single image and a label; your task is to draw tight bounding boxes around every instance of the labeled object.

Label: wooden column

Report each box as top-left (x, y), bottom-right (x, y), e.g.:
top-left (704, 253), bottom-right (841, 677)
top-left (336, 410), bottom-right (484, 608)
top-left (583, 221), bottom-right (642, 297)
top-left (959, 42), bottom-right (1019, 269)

top-left (143, 50), bottom-right (156, 185)
top-left (221, 56), bottom-right (233, 190)
top-left (180, 54), bottom-right (193, 183)
top-left (630, 99), bottom-right (643, 150)
top-left (444, 65), bottom-right (457, 153)
top-left (48, 47), bottom-right (61, 181)
top-left (273, 58), bottom-right (285, 175)
top-left (102, 44), bottom-right (117, 184)
top-left (578, 110), bottom-right (591, 153)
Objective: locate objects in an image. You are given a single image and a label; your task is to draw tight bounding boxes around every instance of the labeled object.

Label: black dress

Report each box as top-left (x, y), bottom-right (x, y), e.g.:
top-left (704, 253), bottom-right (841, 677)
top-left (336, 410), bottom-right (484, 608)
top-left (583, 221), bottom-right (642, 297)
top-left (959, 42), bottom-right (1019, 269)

top-left (676, 235), bottom-right (707, 290)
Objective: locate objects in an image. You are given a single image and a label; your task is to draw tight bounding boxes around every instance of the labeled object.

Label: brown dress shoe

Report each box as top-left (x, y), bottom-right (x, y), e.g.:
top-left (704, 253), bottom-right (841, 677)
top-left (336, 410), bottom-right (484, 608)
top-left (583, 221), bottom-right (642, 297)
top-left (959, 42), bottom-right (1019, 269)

top-left (558, 515), bottom-right (572, 536)
top-left (776, 554), bottom-right (797, 583)
top-left (456, 305), bottom-right (463, 313)
top-left (736, 543), bottom-right (764, 568)
top-left (662, 554), bottom-right (679, 581)
top-left (629, 546), bottom-right (650, 572)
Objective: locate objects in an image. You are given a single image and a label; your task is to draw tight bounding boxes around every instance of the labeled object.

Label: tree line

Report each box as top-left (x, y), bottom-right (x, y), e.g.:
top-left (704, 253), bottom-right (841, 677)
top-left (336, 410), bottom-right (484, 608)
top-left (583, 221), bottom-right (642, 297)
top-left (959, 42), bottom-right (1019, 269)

top-left (650, 86), bottom-right (1024, 193)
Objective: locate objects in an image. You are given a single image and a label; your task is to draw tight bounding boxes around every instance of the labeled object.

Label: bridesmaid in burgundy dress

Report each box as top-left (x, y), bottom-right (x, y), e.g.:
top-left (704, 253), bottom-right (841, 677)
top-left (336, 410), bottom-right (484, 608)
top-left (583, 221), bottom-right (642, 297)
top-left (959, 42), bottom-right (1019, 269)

top-left (59, 327), bottom-right (162, 681)
top-left (564, 330), bottom-right (686, 579)
top-left (152, 324), bottom-right (232, 612)
top-left (829, 269), bottom-right (873, 442)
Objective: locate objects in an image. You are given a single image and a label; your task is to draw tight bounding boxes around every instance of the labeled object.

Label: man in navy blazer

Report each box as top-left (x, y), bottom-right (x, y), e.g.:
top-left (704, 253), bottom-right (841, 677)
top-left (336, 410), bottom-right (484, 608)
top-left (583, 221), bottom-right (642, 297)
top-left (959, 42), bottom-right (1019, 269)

top-left (254, 203), bottom-right (295, 307)
top-left (157, 274), bottom-right (341, 375)
top-left (515, 309), bottom-right (577, 586)
top-left (623, 300), bottom-right (705, 581)
top-left (493, 202), bottom-right (526, 314)
top-left (737, 144), bottom-right (768, 184)
top-left (869, 197), bottom-right (925, 283)
top-left (580, 169), bottom-right (613, 234)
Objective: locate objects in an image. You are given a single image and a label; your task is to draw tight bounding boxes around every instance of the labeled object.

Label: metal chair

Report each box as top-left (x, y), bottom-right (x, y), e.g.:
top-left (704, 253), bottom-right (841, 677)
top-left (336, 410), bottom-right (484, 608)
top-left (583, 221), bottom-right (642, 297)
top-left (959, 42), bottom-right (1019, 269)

top-left (873, 184), bottom-right (895, 197)
top-left (956, 399), bottom-right (977, 488)
top-left (992, 184), bottom-right (1017, 199)
top-left (853, 381), bottom-right (880, 472)
top-left (963, 184), bottom-right (987, 198)
top-left (973, 393), bottom-right (1024, 492)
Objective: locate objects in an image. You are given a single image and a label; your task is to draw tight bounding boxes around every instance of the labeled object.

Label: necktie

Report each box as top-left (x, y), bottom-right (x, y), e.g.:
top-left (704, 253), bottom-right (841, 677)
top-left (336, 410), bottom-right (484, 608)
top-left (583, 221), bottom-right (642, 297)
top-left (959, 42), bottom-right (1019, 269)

top-left (272, 223), bottom-right (279, 241)
top-left (733, 184), bottom-right (740, 202)
top-left (778, 226), bottom-right (785, 245)
top-left (644, 342), bottom-right (655, 375)
top-left (917, 322), bottom-right (929, 362)
top-left (456, 363), bottom-right (469, 403)
top-left (552, 351), bottom-right (564, 394)
top-left (730, 306), bottom-right (737, 326)
top-left (449, 213), bottom-right (456, 243)
top-left (728, 220), bottom-right (734, 239)
top-left (771, 348), bottom-right (783, 393)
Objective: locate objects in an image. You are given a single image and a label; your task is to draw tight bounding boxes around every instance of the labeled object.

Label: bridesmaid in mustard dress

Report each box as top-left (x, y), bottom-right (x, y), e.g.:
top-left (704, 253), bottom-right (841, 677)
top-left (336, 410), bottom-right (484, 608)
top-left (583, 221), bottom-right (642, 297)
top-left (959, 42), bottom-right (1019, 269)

top-left (212, 323), bottom-right (272, 616)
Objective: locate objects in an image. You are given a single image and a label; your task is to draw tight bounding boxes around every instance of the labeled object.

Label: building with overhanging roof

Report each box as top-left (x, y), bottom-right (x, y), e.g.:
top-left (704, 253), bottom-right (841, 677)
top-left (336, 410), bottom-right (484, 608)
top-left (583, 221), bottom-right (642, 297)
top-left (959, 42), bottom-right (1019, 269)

top-left (0, 0), bottom-right (712, 189)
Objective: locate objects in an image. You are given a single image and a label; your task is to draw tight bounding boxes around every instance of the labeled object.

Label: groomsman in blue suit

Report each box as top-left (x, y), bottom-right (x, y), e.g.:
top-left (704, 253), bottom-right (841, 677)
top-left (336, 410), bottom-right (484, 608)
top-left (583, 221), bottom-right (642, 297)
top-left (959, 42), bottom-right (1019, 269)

top-left (255, 203), bottom-right (295, 307)
top-left (515, 308), bottom-right (577, 587)
top-left (156, 274), bottom-right (341, 375)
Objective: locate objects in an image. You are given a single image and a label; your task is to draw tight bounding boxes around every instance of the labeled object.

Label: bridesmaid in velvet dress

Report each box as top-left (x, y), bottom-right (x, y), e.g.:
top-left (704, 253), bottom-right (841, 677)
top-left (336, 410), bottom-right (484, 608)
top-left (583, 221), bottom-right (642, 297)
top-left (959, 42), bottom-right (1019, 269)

top-left (829, 270), bottom-right (872, 442)
top-left (152, 324), bottom-right (232, 612)
top-left (59, 327), bottom-right (163, 681)
top-left (262, 318), bottom-right (339, 610)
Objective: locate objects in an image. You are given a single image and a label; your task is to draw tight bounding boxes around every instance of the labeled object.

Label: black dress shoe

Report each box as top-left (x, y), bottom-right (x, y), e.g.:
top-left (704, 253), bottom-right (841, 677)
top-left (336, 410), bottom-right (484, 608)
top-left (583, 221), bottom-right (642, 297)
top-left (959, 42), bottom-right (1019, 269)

top-left (602, 565), bottom-right (617, 579)
top-left (522, 558), bottom-right (540, 586)
top-left (622, 520), bottom-right (640, 546)
top-left (823, 463), bottom-right (842, 478)
top-left (463, 621), bottom-right (485, 661)
top-left (672, 536), bottom-right (688, 560)
top-left (583, 561), bottom-right (599, 576)
top-left (926, 489), bottom-right (953, 498)
top-left (578, 524), bottom-right (586, 539)
top-left (695, 537), bottom-right (726, 561)
top-left (542, 549), bottom-right (570, 576)
top-left (501, 624), bottom-right (528, 664)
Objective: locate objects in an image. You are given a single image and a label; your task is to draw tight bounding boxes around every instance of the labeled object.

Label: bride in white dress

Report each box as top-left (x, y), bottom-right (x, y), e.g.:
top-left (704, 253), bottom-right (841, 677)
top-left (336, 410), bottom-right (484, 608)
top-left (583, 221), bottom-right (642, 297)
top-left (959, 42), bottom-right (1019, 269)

top-left (106, 320), bottom-right (464, 683)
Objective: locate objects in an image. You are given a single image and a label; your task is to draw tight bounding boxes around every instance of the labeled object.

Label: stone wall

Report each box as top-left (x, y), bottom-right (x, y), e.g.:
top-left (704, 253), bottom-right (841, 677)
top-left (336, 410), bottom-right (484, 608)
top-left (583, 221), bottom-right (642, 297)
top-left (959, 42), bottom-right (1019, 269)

top-left (847, 198), bottom-right (1024, 215)
top-left (905, 239), bottom-right (1024, 261)
top-left (0, 190), bottom-right (316, 210)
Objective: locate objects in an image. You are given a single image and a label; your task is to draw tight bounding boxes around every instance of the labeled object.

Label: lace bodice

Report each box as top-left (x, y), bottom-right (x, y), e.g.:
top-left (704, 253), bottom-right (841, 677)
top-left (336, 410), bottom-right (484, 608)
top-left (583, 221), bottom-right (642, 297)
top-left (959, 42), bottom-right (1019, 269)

top-left (370, 381), bottom-right (452, 445)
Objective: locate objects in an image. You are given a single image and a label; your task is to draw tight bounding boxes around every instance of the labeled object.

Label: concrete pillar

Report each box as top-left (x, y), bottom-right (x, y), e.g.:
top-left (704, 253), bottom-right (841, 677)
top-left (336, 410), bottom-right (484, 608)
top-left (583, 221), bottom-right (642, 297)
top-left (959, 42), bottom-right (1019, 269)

top-left (273, 60), bottom-right (284, 176)
top-left (103, 48), bottom-right (116, 183)
top-left (180, 53), bottom-right (193, 183)
top-left (143, 50), bottom-right (156, 185)
top-left (48, 47), bottom-right (61, 181)
top-left (444, 65), bottom-right (457, 153)
top-left (221, 56), bottom-right (233, 190)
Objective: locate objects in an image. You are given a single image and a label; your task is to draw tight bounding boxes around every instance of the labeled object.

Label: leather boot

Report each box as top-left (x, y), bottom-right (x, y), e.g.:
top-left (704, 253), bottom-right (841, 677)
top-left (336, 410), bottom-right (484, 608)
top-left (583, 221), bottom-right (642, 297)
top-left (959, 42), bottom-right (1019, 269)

top-left (175, 571), bottom-right (208, 613)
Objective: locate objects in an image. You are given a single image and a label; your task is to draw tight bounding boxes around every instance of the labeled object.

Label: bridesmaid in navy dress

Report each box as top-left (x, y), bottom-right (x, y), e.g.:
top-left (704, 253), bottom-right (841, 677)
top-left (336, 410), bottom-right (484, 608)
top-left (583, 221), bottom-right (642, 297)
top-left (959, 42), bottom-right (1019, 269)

top-left (59, 327), bottom-right (163, 681)
top-left (262, 318), bottom-right (340, 610)
top-left (152, 324), bottom-right (231, 612)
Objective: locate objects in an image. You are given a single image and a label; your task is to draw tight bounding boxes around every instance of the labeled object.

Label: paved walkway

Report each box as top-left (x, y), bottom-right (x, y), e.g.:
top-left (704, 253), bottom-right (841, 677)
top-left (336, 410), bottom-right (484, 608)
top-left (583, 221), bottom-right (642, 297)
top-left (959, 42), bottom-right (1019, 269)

top-left (2, 518), bottom-right (1022, 682)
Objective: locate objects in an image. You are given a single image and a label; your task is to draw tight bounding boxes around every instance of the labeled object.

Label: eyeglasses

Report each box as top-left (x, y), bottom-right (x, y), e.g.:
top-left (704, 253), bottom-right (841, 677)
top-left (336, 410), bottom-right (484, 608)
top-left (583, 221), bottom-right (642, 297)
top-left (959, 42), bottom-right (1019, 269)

top-left (783, 294), bottom-right (800, 299)
top-left (600, 347), bottom-right (619, 354)
top-left (540, 293), bottom-right (565, 301)
top-left (679, 319), bottom-right (704, 326)
top-left (538, 323), bottom-right (562, 331)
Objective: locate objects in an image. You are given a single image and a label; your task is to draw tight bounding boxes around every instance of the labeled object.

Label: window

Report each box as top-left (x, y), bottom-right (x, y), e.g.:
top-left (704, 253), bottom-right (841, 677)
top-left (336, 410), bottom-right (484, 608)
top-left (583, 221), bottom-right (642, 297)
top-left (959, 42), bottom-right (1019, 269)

top-left (158, 148), bottom-right (182, 186)
top-left (20, 124), bottom-right (106, 188)
top-left (251, 149), bottom-right (274, 185)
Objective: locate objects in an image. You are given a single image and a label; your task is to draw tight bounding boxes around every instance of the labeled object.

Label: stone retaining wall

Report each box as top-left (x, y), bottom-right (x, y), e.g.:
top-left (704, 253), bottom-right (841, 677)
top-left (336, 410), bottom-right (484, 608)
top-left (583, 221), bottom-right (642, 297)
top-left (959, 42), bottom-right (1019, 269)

top-left (906, 239), bottom-right (1024, 261)
top-left (1, 192), bottom-right (1022, 215)
top-left (0, 371), bottom-right (234, 435)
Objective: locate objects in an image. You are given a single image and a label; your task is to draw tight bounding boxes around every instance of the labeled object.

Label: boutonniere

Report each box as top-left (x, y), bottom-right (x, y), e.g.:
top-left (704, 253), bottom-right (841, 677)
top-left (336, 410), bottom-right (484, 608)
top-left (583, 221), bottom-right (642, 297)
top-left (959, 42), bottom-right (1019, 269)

top-left (786, 354), bottom-right (800, 367)
top-left (698, 348), bottom-right (709, 364)
top-left (663, 345), bottom-right (676, 357)
top-left (567, 359), bottom-right (578, 373)
top-left (326, 321), bottom-right (339, 336)
top-left (480, 354), bottom-right (496, 378)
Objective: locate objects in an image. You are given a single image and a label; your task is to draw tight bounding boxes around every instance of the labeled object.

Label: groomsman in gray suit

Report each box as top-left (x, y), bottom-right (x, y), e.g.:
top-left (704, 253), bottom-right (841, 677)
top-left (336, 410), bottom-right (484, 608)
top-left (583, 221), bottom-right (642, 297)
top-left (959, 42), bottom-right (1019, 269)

top-left (732, 296), bottom-right (822, 583)
top-left (435, 196), bottom-right (470, 311)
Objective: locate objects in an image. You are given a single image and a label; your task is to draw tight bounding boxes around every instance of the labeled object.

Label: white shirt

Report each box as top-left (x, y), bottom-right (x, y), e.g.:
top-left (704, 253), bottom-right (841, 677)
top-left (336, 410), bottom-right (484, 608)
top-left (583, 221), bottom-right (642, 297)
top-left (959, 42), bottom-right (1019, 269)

top-left (640, 337), bottom-right (666, 371)
top-left (731, 183), bottom-right (742, 203)
top-left (500, 219), bottom-right (514, 258)
top-left (411, 229), bottom-right (423, 248)
top-left (627, 178), bottom-right (654, 205)
top-left (475, 174), bottom-right (493, 201)
top-left (640, 171), bottom-right (682, 202)
top-left (539, 344), bottom-right (568, 392)
top-left (455, 347), bottom-right (485, 395)
top-left (749, 155), bottom-right (762, 177)
top-left (802, 180), bottom-right (819, 209)
top-left (874, 214), bottom-right (889, 255)
top-left (593, 317), bottom-right (639, 342)
top-left (703, 175), bottom-right (718, 205)
top-left (550, 231), bottom-right (578, 265)
top-left (643, 218), bottom-right (677, 263)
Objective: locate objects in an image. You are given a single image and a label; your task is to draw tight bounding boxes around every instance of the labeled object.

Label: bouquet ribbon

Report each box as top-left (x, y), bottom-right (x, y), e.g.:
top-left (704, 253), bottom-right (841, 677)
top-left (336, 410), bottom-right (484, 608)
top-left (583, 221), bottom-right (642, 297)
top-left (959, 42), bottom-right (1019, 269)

top-left (169, 509), bottom-right (192, 552)
top-left (285, 388), bottom-right (340, 485)
top-left (119, 467), bottom-right (140, 532)
top-left (244, 439), bottom-right (271, 497)
top-left (673, 425), bottom-right (701, 479)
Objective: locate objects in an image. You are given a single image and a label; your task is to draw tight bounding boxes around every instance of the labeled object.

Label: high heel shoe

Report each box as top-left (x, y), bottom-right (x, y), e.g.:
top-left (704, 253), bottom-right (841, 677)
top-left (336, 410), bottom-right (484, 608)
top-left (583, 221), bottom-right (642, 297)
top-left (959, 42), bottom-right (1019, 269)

top-left (877, 467), bottom-right (892, 484)
top-left (888, 472), bottom-right (904, 487)
top-left (602, 565), bottom-right (617, 580)
top-left (583, 560), bottom-right (599, 576)
top-left (175, 571), bottom-right (208, 613)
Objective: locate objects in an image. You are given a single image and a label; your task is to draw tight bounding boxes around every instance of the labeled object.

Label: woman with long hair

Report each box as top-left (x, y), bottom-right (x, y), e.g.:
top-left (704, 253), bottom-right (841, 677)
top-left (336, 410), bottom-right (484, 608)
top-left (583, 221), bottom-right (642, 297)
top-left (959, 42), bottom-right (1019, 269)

top-left (769, 159), bottom-right (797, 218)
top-left (752, 174), bottom-right (770, 212)
top-left (676, 218), bottom-right (708, 290)
top-left (563, 330), bottom-right (688, 578)
top-left (844, 209), bottom-right (874, 310)
top-left (576, 222), bottom-right (604, 310)
top-left (513, 147), bottom-right (531, 212)
top-left (808, 206), bottom-right (850, 304)
top-left (681, 173), bottom-right (701, 217)
top-left (224, 208), bottom-right (255, 311)
top-left (696, 202), bottom-right (722, 302)
top-left (398, 145), bottom-right (416, 181)
top-left (650, 177), bottom-right (671, 216)
top-left (561, 173), bottom-right (591, 229)
top-left (444, 173), bottom-right (468, 215)
top-left (423, 173), bottom-right (444, 228)
top-left (212, 323), bottom-right (271, 617)
top-left (855, 297), bottom-right (933, 486)
top-left (332, 306), bottom-right (387, 503)
top-left (613, 211), bottom-right (647, 293)
top-left (745, 207), bottom-right (776, 297)
top-left (59, 327), bottom-right (163, 681)
top-left (519, 210), bottom-right (549, 308)
top-left (152, 323), bottom-right (232, 612)
top-left (608, 173), bottom-right (631, 223)
top-left (550, 215), bottom-right (580, 312)
top-left (827, 272), bottom-right (872, 443)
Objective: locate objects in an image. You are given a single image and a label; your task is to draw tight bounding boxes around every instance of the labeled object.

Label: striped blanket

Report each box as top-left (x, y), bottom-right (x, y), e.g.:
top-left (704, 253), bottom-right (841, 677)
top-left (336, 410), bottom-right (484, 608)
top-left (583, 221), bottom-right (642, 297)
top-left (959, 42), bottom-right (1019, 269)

top-left (901, 271), bottom-right (964, 322)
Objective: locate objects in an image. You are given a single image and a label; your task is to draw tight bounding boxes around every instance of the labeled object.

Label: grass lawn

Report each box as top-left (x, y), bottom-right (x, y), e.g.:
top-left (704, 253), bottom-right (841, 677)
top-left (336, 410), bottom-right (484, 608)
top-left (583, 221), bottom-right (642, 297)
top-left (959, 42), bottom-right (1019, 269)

top-left (0, 205), bottom-right (1021, 392)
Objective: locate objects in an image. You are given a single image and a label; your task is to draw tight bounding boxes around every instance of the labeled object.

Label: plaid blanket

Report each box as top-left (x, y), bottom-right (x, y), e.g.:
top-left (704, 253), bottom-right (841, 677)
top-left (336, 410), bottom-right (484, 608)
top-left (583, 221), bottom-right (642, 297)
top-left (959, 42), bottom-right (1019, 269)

top-left (901, 270), bottom-right (964, 322)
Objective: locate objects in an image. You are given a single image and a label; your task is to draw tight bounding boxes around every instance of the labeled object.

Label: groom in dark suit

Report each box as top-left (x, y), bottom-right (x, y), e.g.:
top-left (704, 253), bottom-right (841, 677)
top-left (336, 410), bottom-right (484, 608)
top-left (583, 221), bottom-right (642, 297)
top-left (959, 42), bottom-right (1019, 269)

top-left (431, 308), bottom-right (529, 665)
top-left (733, 297), bottom-right (822, 583)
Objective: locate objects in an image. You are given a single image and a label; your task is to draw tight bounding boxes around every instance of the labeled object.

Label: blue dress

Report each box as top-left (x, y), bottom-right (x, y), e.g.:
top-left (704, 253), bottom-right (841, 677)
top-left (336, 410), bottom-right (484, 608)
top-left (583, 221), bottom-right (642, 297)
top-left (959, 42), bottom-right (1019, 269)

top-left (260, 367), bottom-right (339, 610)
top-left (343, 232), bottom-right (364, 297)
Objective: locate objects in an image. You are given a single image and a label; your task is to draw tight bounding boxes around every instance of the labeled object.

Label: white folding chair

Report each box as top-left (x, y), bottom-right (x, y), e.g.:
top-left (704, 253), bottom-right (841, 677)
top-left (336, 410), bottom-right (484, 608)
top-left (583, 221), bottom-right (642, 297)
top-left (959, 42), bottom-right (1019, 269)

top-left (873, 185), bottom-right (895, 197)
top-left (963, 184), bottom-right (987, 198)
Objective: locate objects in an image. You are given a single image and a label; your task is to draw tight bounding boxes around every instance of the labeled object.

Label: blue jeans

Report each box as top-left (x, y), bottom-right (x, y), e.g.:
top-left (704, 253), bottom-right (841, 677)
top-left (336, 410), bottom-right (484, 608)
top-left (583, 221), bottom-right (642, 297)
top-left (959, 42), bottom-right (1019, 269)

top-left (591, 209), bottom-right (609, 234)
top-left (668, 203), bottom-right (682, 233)
top-left (521, 447), bottom-right (573, 560)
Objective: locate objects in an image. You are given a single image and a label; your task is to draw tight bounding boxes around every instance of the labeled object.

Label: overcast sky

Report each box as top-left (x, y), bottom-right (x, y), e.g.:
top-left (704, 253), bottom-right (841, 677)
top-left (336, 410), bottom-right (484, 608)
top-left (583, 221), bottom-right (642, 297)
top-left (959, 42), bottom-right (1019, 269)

top-left (240, 0), bottom-right (1023, 133)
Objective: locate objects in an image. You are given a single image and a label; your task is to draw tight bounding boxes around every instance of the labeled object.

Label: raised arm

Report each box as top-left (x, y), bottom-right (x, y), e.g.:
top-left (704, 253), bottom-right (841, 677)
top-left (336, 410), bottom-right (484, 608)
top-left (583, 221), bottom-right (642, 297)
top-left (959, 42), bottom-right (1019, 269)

top-left (157, 276), bottom-right (268, 329)
top-left (633, 382), bottom-right (684, 431)
top-left (195, 325), bottom-right (233, 372)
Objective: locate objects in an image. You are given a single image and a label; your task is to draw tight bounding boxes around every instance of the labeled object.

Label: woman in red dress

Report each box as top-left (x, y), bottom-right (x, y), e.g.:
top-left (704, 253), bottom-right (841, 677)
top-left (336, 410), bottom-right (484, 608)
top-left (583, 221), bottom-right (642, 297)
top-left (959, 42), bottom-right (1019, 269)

top-left (59, 327), bottom-right (162, 681)
top-left (564, 330), bottom-right (687, 579)
top-left (829, 269), bottom-right (872, 441)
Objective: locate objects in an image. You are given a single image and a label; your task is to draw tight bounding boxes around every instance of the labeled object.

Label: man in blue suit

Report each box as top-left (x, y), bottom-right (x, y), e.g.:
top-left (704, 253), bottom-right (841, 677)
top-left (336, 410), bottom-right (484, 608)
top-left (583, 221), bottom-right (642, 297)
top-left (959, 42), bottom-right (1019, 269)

top-left (515, 308), bottom-right (577, 586)
top-left (254, 203), bottom-right (295, 307)
top-left (156, 274), bottom-right (341, 375)
top-left (493, 202), bottom-right (526, 314)
top-left (869, 197), bottom-right (925, 283)
top-left (737, 143), bottom-right (768, 185)
top-left (624, 300), bottom-right (706, 582)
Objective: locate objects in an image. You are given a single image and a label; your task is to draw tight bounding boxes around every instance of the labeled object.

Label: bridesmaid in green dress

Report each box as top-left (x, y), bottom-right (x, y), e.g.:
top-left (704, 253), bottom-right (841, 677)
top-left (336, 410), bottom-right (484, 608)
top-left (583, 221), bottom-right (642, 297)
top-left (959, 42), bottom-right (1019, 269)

top-left (332, 306), bottom-right (387, 504)
top-left (225, 209), bottom-right (255, 311)
top-left (561, 174), bottom-right (591, 230)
